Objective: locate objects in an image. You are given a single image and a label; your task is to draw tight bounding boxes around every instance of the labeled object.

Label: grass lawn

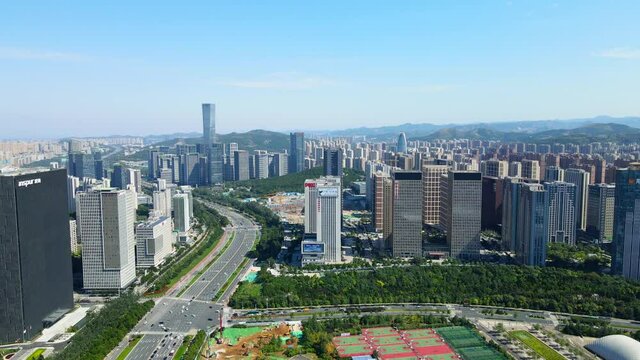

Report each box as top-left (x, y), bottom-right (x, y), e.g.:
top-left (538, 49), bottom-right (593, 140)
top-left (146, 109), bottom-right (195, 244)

top-left (174, 335), bottom-right (192, 360)
top-left (0, 348), bottom-right (19, 356)
top-left (116, 336), bottom-right (142, 360)
top-left (26, 348), bottom-right (45, 360)
top-left (510, 330), bottom-right (564, 360)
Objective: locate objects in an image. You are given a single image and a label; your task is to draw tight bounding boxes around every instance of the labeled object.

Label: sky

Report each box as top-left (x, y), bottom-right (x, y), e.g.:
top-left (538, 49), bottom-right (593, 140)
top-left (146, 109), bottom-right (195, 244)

top-left (1, 1), bottom-right (639, 138)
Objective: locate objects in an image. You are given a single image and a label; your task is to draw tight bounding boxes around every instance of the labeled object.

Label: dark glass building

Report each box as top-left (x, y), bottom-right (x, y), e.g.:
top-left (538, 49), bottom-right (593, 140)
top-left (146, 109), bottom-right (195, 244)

top-left (0, 169), bottom-right (73, 343)
top-left (323, 148), bottom-right (343, 177)
top-left (289, 132), bottom-right (305, 173)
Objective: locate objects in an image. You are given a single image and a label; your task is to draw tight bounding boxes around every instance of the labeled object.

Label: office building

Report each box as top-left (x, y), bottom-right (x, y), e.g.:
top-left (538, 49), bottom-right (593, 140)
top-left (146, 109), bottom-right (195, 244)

top-left (316, 177), bottom-right (342, 263)
top-left (545, 181), bottom-right (577, 245)
top-left (445, 171), bottom-right (482, 259)
top-left (502, 177), bottom-right (523, 251)
top-left (77, 188), bottom-right (136, 291)
top-left (422, 164), bottom-right (449, 226)
top-left (254, 151), bottom-right (269, 179)
top-left (202, 104), bottom-right (223, 184)
top-left (180, 153), bottom-right (201, 186)
top-left (397, 132), bottom-right (408, 153)
top-left (269, 152), bottom-right (288, 177)
top-left (323, 148), bottom-right (343, 176)
top-left (522, 159), bottom-right (540, 181)
top-left (127, 168), bottom-right (142, 193)
top-left (148, 150), bottom-right (160, 180)
top-left (612, 163), bottom-right (640, 281)
top-left (565, 168), bottom-right (590, 231)
top-left (70, 219), bottom-right (79, 254)
top-left (111, 164), bottom-right (127, 189)
top-left (372, 172), bottom-right (389, 231)
top-left (481, 159), bottom-right (508, 178)
top-left (516, 183), bottom-right (548, 266)
top-left (67, 175), bottom-right (80, 212)
top-left (289, 132), bottom-right (305, 173)
top-left (0, 169), bottom-right (74, 343)
top-left (587, 184), bottom-right (615, 242)
top-left (173, 193), bottom-right (191, 232)
top-left (135, 216), bottom-right (173, 268)
top-left (391, 170), bottom-right (423, 257)
top-left (153, 187), bottom-right (172, 218)
top-left (234, 150), bottom-right (250, 181)
top-left (304, 179), bottom-right (319, 234)
top-left (481, 176), bottom-right (503, 231)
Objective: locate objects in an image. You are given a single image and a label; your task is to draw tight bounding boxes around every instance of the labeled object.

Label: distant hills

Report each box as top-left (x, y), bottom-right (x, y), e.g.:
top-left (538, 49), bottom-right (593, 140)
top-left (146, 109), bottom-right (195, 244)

top-left (314, 116), bottom-right (640, 140)
top-left (416, 122), bottom-right (640, 143)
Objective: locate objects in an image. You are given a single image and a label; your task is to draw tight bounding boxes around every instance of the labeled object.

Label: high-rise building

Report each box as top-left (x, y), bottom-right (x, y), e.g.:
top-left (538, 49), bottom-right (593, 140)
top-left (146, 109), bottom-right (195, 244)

top-left (202, 103), bottom-right (216, 146)
top-left (254, 151), bottom-right (269, 179)
top-left (396, 132), bottom-right (408, 153)
top-left (135, 216), bottom-right (173, 268)
top-left (544, 166), bottom-right (565, 183)
top-left (304, 179), bottom-right (319, 234)
top-left (180, 153), bottom-right (201, 186)
top-left (501, 177), bottom-right (523, 251)
top-left (391, 170), bottom-right (423, 257)
top-left (127, 168), bottom-right (142, 193)
top-left (422, 164), bottom-right (449, 226)
top-left (223, 143), bottom-right (239, 181)
top-left (382, 176), bottom-right (394, 249)
top-left (111, 163), bottom-right (127, 189)
top-left (202, 104), bottom-right (223, 184)
top-left (587, 184), bottom-right (615, 242)
top-left (481, 176), bottom-right (503, 231)
top-left (316, 177), bottom-right (342, 263)
top-left (612, 163), bottom-right (640, 281)
top-left (323, 148), bottom-right (343, 176)
top-left (269, 152), bottom-right (288, 177)
top-left (70, 219), bottom-right (80, 254)
top-left (372, 172), bottom-right (389, 231)
top-left (444, 171), bottom-right (482, 259)
top-left (0, 169), bottom-right (74, 343)
top-left (516, 183), bottom-right (548, 266)
top-left (148, 150), bottom-right (160, 180)
top-left (153, 187), bottom-right (172, 218)
top-left (545, 181), bottom-right (577, 245)
top-left (289, 132), bottom-right (305, 174)
top-left (565, 168), bottom-right (590, 231)
top-left (173, 193), bottom-right (191, 232)
top-left (77, 188), bottom-right (136, 290)
top-left (508, 161), bottom-right (522, 177)
top-left (233, 150), bottom-right (250, 181)
top-left (481, 160), bottom-right (508, 178)
top-left (522, 159), bottom-right (540, 181)
top-left (67, 175), bottom-right (80, 212)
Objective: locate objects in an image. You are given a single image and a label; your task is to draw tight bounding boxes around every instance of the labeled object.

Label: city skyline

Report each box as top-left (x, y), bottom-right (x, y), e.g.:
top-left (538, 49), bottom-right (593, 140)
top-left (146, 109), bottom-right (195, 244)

top-left (2, 1), bottom-right (640, 138)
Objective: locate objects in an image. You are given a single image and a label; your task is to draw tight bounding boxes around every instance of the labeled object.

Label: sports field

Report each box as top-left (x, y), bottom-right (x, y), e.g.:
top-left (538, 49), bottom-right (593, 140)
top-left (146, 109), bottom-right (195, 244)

top-left (371, 336), bottom-right (404, 345)
top-left (403, 329), bottom-right (436, 339)
top-left (437, 326), bottom-right (507, 360)
top-left (337, 344), bottom-right (373, 357)
top-left (410, 337), bottom-right (443, 347)
top-left (364, 327), bottom-right (397, 336)
top-left (510, 330), bottom-right (564, 360)
top-left (333, 335), bottom-right (367, 346)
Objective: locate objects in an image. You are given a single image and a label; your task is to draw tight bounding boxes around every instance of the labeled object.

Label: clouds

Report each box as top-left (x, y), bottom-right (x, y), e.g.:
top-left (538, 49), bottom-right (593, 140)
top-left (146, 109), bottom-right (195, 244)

top-left (0, 46), bottom-right (88, 61)
top-left (221, 72), bottom-right (338, 90)
top-left (595, 47), bottom-right (640, 60)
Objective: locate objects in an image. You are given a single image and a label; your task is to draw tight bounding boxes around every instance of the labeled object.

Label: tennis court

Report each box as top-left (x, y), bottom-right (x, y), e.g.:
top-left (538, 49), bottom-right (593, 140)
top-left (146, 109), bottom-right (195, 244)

top-left (337, 344), bottom-right (373, 357)
top-left (333, 335), bottom-right (367, 346)
top-left (376, 343), bottom-right (415, 359)
top-left (364, 327), bottom-right (398, 337)
top-left (403, 329), bottom-right (437, 339)
top-left (371, 336), bottom-right (405, 345)
top-left (410, 337), bottom-right (444, 347)
top-left (436, 326), bottom-right (508, 360)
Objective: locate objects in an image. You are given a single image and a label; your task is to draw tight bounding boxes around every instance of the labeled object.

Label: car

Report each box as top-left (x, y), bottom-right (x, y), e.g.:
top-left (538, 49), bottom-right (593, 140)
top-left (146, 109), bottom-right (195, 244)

top-left (208, 318), bottom-right (213, 321)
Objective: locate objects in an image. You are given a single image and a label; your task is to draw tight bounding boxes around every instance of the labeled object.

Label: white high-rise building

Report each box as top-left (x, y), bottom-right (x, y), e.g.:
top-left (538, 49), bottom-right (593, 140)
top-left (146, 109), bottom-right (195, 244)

top-left (153, 188), bottom-right (172, 218)
top-left (67, 175), bottom-right (80, 212)
top-left (316, 177), bottom-right (342, 263)
top-left (135, 216), bottom-right (173, 268)
top-left (481, 160), bottom-right (508, 178)
top-left (545, 181), bottom-right (577, 245)
top-left (522, 159), bottom-right (540, 181)
top-left (422, 164), bottom-right (449, 226)
top-left (173, 193), bottom-right (191, 232)
top-left (77, 188), bottom-right (136, 291)
top-left (69, 219), bottom-right (79, 254)
top-left (304, 179), bottom-right (319, 234)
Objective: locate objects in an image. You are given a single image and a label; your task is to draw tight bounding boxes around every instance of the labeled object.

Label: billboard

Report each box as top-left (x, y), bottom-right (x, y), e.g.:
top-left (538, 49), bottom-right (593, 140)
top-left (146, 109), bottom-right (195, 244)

top-left (318, 187), bottom-right (338, 198)
top-left (302, 242), bottom-right (325, 254)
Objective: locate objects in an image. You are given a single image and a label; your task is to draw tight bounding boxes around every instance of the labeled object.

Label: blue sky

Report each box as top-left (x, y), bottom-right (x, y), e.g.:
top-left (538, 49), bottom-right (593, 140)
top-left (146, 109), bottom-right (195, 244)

top-left (1, 1), bottom-right (639, 138)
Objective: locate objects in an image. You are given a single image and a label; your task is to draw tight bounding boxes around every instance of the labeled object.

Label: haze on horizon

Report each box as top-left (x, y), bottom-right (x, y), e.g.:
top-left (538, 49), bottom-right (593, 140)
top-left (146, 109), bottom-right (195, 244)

top-left (1, 1), bottom-right (639, 139)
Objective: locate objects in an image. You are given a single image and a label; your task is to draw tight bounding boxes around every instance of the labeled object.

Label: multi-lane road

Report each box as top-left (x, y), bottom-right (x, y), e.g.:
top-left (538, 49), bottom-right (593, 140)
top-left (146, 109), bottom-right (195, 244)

top-left (108, 202), bottom-right (258, 360)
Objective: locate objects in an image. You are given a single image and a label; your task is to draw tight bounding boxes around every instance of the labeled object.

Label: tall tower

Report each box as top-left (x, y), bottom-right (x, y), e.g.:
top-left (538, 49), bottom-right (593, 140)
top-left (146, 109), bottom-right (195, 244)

top-left (0, 169), bottom-right (73, 343)
top-left (516, 183), bottom-right (548, 266)
top-left (77, 188), bottom-right (136, 291)
top-left (422, 164), bottom-right (449, 226)
top-left (391, 170), bottom-right (423, 257)
top-left (317, 178), bottom-right (342, 263)
top-left (587, 183), bottom-right (615, 242)
top-left (544, 181), bottom-right (577, 245)
top-left (202, 103), bottom-right (223, 184)
top-left (445, 171), bottom-right (482, 259)
top-left (397, 132), bottom-right (408, 153)
top-left (289, 132), bottom-right (305, 173)
top-left (323, 148), bottom-right (343, 176)
top-left (565, 168), bottom-right (590, 231)
top-left (612, 163), bottom-right (640, 280)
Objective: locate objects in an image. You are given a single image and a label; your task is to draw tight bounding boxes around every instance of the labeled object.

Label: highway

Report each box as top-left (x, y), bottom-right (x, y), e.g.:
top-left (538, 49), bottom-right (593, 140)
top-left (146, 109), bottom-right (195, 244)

top-left (107, 202), bottom-right (258, 360)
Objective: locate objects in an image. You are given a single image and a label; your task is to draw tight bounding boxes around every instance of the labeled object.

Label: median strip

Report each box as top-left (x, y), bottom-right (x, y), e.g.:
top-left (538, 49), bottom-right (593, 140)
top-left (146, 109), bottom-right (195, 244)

top-left (213, 258), bottom-right (250, 302)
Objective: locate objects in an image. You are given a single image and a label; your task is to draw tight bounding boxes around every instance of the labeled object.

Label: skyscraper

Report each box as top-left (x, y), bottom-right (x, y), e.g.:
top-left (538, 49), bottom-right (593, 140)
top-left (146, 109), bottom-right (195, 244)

top-left (202, 103), bottom-right (223, 184)
top-left (317, 178), bottom-right (342, 263)
top-left (254, 151), bottom-right (269, 179)
top-left (565, 168), bottom-right (590, 231)
top-left (422, 164), bottom-right (449, 226)
top-left (544, 166), bottom-right (565, 183)
top-left (522, 159), bottom-right (540, 181)
top-left (508, 161), bottom-right (522, 177)
top-left (545, 181), bottom-right (577, 245)
top-left (111, 163), bottom-right (127, 189)
top-left (481, 176), bottom-right (503, 231)
top-left (0, 169), bottom-right (73, 343)
top-left (135, 216), bottom-right (173, 268)
top-left (202, 103), bottom-right (216, 146)
top-left (173, 193), bottom-right (191, 232)
top-left (396, 132), bottom-right (408, 153)
top-left (391, 170), bottom-right (423, 257)
top-left (444, 171), bottom-right (482, 259)
top-left (304, 179), bottom-right (319, 234)
top-left (233, 150), bottom-right (250, 181)
top-left (77, 188), bottom-right (136, 291)
top-left (372, 172), bottom-right (389, 232)
top-left (587, 183), bottom-right (615, 242)
top-left (323, 148), bottom-right (343, 176)
top-left (612, 163), bottom-right (640, 281)
top-left (289, 132), bottom-right (305, 173)
top-left (516, 183), bottom-right (548, 266)
top-left (501, 177), bottom-right (523, 251)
